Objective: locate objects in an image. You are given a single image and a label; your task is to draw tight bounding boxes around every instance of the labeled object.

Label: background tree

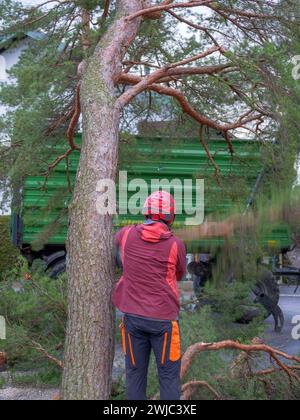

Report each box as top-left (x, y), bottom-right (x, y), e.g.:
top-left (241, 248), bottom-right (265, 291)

top-left (0, 0), bottom-right (298, 400)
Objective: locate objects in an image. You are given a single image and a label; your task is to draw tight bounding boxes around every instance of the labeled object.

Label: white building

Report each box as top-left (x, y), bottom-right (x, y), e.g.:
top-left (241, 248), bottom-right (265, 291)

top-left (0, 32), bottom-right (44, 214)
top-left (0, 31), bottom-right (44, 113)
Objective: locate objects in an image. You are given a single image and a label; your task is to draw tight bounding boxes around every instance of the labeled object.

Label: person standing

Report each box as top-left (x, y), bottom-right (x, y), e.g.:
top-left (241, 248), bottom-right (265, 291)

top-left (113, 191), bottom-right (186, 400)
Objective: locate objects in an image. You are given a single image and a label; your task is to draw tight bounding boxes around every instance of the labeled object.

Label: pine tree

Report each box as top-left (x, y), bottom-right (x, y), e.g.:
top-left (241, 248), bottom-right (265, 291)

top-left (1, 0), bottom-right (298, 400)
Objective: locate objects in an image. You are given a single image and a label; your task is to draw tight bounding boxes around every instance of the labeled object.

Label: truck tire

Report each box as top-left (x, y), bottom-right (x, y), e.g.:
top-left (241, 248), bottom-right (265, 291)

top-left (46, 253), bottom-right (67, 279)
top-left (48, 259), bottom-right (66, 278)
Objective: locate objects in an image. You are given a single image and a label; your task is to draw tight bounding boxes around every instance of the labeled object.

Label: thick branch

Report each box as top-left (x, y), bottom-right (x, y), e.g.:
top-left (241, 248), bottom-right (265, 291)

top-left (119, 63), bottom-right (234, 85)
top-left (118, 47), bottom-right (225, 106)
top-left (143, 0), bottom-right (174, 20)
top-left (118, 73), bottom-right (261, 133)
top-left (126, 0), bottom-right (215, 21)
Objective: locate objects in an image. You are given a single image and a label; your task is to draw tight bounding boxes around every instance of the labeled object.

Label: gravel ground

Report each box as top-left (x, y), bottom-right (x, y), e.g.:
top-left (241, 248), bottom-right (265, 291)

top-left (0, 387), bottom-right (59, 401)
top-left (0, 344), bottom-right (125, 401)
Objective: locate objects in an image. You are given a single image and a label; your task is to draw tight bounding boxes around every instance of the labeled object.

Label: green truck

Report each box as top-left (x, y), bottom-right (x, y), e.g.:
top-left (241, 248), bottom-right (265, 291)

top-left (10, 132), bottom-right (291, 277)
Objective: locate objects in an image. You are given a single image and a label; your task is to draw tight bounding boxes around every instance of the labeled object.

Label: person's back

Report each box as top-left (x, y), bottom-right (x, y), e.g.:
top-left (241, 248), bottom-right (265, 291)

top-left (113, 222), bottom-right (186, 321)
top-left (113, 191), bottom-right (186, 400)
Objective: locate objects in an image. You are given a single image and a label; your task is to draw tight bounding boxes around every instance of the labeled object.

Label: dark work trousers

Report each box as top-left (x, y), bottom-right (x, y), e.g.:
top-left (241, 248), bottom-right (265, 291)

top-left (121, 314), bottom-right (181, 401)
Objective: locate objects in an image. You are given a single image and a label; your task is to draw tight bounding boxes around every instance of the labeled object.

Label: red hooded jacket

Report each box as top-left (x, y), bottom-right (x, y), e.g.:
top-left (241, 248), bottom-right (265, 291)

top-left (113, 222), bottom-right (186, 321)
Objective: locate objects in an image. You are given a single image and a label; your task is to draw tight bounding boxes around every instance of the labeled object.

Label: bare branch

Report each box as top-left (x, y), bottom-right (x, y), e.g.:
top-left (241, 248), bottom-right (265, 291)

top-left (81, 8), bottom-right (92, 51)
top-left (100, 0), bottom-right (111, 23)
top-left (120, 63), bottom-right (235, 84)
top-left (209, 4), bottom-right (281, 20)
top-left (118, 47), bottom-right (224, 106)
top-left (47, 148), bottom-right (73, 173)
top-left (199, 126), bottom-right (220, 182)
top-left (167, 46), bottom-right (224, 68)
top-left (66, 83), bottom-right (81, 152)
top-left (118, 73), bottom-right (262, 133)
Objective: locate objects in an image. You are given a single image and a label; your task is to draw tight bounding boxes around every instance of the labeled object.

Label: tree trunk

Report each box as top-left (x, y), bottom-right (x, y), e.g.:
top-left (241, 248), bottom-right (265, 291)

top-left (61, 0), bottom-right (143, 400)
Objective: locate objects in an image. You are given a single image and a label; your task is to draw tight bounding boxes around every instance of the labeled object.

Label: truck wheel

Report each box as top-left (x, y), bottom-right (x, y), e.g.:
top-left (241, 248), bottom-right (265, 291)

top-left (48, 259), bottom-right (66, 278)
top-left (45, 251), bottom-right (67, 279)
top-left (45, 251), bottom-right (66, 279)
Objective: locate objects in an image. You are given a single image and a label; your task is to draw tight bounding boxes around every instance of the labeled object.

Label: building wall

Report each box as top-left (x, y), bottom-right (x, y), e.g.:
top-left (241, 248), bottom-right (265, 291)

top-left (0, 38), bottom-right (31, 214)
top-left (0, 38), bottom-right (30, 115)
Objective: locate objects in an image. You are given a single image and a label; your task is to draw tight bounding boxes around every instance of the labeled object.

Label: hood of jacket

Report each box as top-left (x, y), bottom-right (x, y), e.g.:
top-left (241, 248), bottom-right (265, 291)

top-left (136, 222), bottom-right (173, 243)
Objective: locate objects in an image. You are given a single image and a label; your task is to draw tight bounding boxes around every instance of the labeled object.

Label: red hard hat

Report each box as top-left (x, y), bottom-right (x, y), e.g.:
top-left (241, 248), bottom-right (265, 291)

top-left (142, 191), bottom-right (176, 225)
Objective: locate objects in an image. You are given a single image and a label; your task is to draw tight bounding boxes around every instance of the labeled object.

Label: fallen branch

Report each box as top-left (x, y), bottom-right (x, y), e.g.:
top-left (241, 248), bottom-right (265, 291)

top-left (181, 340), bottom-right (300, 386)
top-left (256, 366), bottom-right (300, 376)
top-left (181, 380), bottom-right (221, 400)
top-left (31, 340), bottom-right (64, 369)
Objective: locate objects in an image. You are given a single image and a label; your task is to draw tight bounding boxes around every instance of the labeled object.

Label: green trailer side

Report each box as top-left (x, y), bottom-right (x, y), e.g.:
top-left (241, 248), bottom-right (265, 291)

top-left (11, 134), bottom-right (291, 270)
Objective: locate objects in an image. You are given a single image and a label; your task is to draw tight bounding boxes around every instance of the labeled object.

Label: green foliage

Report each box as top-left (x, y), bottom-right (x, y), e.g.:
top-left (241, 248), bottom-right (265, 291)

top-left (0, 262), bottom-right (66, 386)
top-left (0, 216), bottom-right (19, 276)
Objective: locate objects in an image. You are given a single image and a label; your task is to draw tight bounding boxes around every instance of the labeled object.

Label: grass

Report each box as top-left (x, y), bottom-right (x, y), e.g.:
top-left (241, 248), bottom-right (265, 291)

top-left (9, 367), bottom-right (61, 389)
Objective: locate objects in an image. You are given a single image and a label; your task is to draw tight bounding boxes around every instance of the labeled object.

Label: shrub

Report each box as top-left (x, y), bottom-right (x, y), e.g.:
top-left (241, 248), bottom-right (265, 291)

top-left (0, 261), bottom-right (66, 386)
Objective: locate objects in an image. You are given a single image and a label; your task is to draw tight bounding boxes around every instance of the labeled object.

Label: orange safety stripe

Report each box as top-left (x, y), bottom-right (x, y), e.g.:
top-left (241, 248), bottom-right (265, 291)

top-left (170, 321), bottom-right (181, 362)
top-left (120, 319), bottom-right (126, 355)
top-left (161, 332), bottom-right (168, 365)
top-left (128, 333), bottom-right (136, 367)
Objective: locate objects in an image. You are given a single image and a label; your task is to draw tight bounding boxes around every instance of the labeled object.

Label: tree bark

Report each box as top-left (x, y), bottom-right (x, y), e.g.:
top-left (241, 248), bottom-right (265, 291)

top-left (61, 0), bottom-right (143, 400)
